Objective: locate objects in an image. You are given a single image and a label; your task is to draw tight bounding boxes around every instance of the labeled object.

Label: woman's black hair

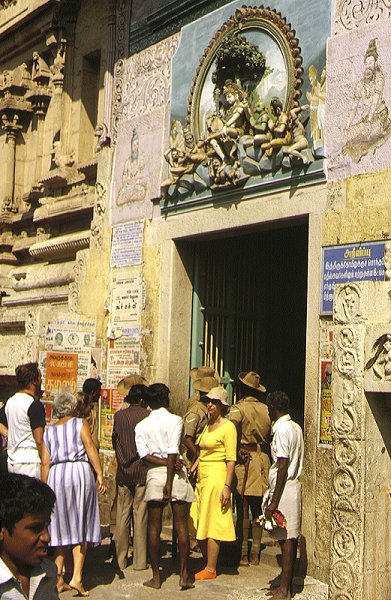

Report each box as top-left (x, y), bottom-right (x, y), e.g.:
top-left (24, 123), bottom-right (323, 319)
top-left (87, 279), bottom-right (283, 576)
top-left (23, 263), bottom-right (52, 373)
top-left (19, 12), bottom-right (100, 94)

top-left (0, 473), bottom-right (56, 533)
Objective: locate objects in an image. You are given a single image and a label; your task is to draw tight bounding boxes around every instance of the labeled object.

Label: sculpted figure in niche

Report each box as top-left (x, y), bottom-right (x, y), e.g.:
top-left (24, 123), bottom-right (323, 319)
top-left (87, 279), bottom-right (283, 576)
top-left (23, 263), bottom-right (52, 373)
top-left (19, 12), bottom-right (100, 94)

top-left (51, 139), bottom-right (74, 169)
top-left (365, 333), bottom-right (391, 381)
top-left (343, 39), bottom-right (391, 163)
top-left (206, 80), bottom-right (251, 164)
top-left (32, 51), bottom-right (50, 81)
top-left (50, 39), bottom-right (66, 81)
top-left (261, 97), bottom-right (291, 157)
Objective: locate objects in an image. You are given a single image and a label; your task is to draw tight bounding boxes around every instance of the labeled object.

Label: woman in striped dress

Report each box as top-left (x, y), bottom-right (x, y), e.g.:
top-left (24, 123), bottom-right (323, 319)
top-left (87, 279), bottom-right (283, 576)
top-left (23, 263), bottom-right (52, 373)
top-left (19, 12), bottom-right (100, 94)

top-left (41, 391), bottom-right (106, 596)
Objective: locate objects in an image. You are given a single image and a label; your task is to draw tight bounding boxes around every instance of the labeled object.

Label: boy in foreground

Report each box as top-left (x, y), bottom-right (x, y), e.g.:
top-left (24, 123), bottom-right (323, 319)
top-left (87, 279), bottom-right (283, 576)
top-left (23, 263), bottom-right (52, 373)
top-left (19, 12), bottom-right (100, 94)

top-left (0, 473), bottom-right (59, 599)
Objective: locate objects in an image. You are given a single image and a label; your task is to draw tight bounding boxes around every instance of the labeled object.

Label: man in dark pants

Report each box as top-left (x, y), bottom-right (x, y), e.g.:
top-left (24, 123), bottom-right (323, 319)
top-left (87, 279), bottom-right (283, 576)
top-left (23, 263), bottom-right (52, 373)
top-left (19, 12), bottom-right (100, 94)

top-left (112, 383), bottom-right (149, 572)
top-left (264, 391), bottom-right (304, 600)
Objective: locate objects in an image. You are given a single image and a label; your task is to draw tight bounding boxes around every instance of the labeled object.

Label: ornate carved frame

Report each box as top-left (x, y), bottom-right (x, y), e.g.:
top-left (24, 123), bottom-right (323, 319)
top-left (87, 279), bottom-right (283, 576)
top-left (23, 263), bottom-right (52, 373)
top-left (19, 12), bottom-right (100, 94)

top-left (187, 6), bottom-right (303, 139)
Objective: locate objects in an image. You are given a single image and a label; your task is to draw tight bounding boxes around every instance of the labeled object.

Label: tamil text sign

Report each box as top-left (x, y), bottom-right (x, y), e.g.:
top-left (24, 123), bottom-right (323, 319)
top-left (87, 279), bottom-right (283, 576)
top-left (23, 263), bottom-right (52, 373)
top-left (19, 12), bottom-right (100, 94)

top-left (321, 242), bottom-right (385, 315)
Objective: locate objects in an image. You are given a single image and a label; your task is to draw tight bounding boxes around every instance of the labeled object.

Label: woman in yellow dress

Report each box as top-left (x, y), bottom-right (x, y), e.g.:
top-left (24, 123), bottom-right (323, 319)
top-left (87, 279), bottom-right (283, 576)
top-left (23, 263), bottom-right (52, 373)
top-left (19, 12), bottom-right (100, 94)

top-left (190, 386), bottom-right (237, 580)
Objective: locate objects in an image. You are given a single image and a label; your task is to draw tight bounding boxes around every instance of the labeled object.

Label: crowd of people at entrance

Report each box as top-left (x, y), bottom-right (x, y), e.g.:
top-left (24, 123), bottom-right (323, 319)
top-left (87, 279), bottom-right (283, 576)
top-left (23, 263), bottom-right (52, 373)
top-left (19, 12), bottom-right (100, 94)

top-left (0, 361), bottom-right (304, 600)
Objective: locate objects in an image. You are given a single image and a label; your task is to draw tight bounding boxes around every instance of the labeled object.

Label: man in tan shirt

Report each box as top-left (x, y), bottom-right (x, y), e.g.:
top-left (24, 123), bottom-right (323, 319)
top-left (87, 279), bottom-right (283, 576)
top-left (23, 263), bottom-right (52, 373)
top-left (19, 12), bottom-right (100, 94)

top-left (230, 371), bottom-right (271, 566)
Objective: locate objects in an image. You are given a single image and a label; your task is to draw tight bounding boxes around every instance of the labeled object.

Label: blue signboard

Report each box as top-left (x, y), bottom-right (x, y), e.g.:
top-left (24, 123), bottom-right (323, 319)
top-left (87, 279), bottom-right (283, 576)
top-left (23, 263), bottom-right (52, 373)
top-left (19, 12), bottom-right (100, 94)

top-left (321, 241), bottom-right (385, 315)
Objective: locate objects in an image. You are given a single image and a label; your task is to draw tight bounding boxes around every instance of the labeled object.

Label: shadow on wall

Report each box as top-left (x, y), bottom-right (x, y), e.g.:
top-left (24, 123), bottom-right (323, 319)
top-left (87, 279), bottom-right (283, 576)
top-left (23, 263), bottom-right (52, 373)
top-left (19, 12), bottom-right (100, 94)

top-left (366, 392), bottom-right (391, 458)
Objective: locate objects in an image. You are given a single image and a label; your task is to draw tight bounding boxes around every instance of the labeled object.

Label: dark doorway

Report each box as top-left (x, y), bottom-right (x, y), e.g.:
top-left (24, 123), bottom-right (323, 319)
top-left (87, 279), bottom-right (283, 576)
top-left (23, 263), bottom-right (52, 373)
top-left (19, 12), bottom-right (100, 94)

top-left (190, 219), bottom-right (308, 426)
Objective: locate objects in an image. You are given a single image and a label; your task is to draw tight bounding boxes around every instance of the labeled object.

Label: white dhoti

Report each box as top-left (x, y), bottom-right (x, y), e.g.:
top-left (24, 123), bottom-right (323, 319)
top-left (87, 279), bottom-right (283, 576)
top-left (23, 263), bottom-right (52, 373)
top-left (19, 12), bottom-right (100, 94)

top-left (263, 479), bottom-right (301, 540)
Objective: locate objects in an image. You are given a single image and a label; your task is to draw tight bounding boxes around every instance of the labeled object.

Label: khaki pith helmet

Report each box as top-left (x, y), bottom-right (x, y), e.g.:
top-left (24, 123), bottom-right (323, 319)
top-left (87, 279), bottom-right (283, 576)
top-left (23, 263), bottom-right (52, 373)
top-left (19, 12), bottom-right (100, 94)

top-left (192, 376), bottom-right (220, 393)
top-left (189, 366), bottom-right (220, 382)
top-left (117, 374), bottom-right (149, 396)
top-left (238, 371), bottom-right (266, 393)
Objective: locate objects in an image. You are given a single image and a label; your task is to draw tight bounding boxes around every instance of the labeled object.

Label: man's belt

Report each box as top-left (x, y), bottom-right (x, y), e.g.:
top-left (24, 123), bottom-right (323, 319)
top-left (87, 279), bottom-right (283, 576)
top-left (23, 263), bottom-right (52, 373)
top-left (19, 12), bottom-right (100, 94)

top-left (240, 443), bottom-right (258, 451)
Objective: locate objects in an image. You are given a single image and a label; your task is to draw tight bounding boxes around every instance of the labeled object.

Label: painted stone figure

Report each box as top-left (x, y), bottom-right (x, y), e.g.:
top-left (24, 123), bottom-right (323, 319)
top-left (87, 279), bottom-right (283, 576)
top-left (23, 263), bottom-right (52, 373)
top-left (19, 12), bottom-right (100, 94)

top-left (206, 79), bottom-right (252, 165)
top-left (261, 97), bottom-right (290, 157)
top-left (284, 104), bottom-right (311, 164)
top-left (117, 129), bottom-right (147, 205)
top-left (343, 39), bottom-right (391, 163)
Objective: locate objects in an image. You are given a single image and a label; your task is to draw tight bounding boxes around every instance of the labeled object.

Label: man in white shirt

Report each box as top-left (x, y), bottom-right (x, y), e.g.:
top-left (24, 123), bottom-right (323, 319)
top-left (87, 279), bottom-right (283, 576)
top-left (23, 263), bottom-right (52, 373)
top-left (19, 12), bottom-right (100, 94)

top-left (3, 363), bottom-right (45, 478)
top-left (135, 383), bottom-right (194, 591)
top-left (264, 391), bottom-right (304, 600)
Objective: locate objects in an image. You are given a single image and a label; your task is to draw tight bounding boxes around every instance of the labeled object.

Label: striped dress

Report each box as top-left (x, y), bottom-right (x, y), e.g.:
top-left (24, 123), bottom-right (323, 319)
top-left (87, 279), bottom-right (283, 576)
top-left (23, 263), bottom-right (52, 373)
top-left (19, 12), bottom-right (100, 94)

top-left (44, 418), bottom-right (101, 547)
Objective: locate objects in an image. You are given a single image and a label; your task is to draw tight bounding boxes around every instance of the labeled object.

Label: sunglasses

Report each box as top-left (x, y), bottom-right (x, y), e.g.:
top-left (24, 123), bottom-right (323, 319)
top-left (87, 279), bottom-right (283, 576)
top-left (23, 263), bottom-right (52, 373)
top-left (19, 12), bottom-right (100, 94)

top-left (207, 398), bottom-right (222, 405)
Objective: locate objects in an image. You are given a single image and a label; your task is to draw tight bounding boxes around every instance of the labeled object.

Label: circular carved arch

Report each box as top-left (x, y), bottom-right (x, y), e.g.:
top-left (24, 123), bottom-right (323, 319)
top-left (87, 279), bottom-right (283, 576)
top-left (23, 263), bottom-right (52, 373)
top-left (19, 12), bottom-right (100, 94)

top-left (187, 6), bottom-right (303, 139)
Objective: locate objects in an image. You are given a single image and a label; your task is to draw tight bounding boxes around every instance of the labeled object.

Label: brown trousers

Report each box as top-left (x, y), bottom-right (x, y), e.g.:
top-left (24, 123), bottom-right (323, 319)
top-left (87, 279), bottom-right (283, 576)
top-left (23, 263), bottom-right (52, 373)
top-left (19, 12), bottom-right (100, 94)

top-left (115, 483), bottom-right (147, 570)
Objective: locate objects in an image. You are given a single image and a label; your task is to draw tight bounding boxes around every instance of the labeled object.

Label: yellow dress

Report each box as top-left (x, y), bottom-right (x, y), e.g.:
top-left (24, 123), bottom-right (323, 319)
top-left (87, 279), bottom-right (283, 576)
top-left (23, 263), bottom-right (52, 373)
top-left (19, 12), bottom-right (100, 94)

top-left (190, 419), bottom-right (237, 541)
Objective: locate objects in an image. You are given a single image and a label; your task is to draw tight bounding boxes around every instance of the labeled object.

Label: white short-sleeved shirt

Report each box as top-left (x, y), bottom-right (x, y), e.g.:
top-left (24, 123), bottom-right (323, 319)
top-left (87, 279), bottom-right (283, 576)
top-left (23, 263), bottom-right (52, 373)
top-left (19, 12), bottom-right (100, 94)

top-left (268, 414), bottom-right (304, 494)
top-left (135, 407), bottom-right (183, 460)
top-left (0, 557), bottom-right (58, 599)
top-left (5, 392), bottom-right (45, 465)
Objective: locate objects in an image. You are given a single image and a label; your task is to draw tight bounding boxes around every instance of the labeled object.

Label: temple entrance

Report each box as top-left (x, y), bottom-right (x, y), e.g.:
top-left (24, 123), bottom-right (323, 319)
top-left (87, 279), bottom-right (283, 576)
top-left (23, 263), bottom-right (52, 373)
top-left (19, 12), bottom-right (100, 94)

top-left (190, 219), bottom-right (308, 425)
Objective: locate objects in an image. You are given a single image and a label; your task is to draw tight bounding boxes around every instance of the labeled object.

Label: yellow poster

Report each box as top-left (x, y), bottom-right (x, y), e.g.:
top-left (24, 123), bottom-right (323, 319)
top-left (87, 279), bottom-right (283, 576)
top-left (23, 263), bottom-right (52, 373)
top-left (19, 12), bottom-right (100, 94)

top-left (45, 352), bottom-right (78, 397)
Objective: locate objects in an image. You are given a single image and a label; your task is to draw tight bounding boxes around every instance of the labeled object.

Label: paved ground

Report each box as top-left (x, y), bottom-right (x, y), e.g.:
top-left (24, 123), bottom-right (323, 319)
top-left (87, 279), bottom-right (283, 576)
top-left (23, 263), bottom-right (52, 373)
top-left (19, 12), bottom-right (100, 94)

top-left (60, 534), bottom-right (328, 600)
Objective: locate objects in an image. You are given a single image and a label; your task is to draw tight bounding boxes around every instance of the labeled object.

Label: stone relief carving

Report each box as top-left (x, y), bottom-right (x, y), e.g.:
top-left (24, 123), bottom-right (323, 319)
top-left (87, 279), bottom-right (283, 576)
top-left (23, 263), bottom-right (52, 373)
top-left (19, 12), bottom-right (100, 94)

top-left (90, 182), bottom-right (106, 249)
top-left (162, 8), bottom-right (317, 199)
top-left (116, 128), bottom-right (147, 205)
top-left (50, 39), bottom-right (66, 86)
top-left (336, 0), bottom-right (391, 33)
top-left (0, 0), bottom-right (17, 8)
top-left (343, 39), bottom-right (391, 164)
top-left (306, 64), bottom-right (326, 156)
top-left (364, 324), bottom-right (391, 392)
top-left (334, 283), bottom-right (363, 324)
top-left (7, 342), bottom-right (23, 371)
top-left (112, 35), bottom-right (179, 144)
top-left (123, 36), bottom-right (179, 121)
top-left (94, 122), bottom-right (110, 153)
top-left (330, 321), bottom-right (365, 600)
top-left (384, 241), bottom-right (391, 280)
top-left (69, 250), bottom-right (88, 313)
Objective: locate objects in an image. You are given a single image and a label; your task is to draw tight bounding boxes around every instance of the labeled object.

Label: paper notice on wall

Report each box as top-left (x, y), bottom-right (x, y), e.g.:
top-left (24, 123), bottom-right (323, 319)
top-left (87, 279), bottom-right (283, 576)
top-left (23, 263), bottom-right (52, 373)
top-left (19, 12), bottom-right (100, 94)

top-left (45, 352), bottom-right (78, 397)
top-left (45, 318), bottom-right (96, 353)
top-left (111, 271), bottom-right (143, 338)
top-left (106, 342), bottom-right (140, 389)
top-left (319, 359), bottom-right (333, 446)
top-left (111, 220), bottom-right (143, 268)
top-left (320, 324), bottom-right (334, 360)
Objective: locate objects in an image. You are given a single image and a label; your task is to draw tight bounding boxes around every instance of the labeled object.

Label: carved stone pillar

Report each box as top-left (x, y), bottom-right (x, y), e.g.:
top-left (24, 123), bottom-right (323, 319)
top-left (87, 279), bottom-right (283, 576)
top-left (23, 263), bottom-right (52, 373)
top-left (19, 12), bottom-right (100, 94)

top-left (1, 115), bottom-right (21, 213)
top-left (56, 1), bottom-right (81, 154)
top-left (103, 0), bottom-right (116, 133)
top-left (330, 283), bottom-right (366, 600)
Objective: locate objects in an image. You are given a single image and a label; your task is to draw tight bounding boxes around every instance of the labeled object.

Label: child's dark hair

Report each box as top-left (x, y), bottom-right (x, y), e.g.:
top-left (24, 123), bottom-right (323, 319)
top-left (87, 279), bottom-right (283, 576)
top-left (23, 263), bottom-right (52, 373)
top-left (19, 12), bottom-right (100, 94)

top-left (144, 383), bottom-right (170, 410)
top-left (0, 473), bottom-right (56, 533)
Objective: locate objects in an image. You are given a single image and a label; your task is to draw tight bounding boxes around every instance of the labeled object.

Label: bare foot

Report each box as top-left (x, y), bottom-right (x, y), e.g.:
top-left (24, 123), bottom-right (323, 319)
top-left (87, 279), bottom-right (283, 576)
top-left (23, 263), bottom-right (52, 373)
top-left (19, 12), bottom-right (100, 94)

top-left (249, 552), bottom-right (260, 566)
top-left (57, 575), bottom-right (71, 593)
top-left (266, 588), bottom-right (291, 599)
top-left (180, 580), bottom-right (195, 590)
top-left (239, 555), bottom-right (249, 567)
top-left (143, 577), bottom-right (161, 589)
top-left (69, 579), bottom-right (89, 597)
